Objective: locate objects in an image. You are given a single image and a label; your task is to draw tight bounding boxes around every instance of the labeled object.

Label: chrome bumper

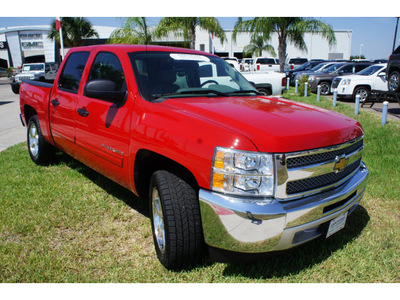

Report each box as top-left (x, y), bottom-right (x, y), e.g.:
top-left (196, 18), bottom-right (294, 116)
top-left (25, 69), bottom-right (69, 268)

top-left (199, 163), bottom-right (369, 253)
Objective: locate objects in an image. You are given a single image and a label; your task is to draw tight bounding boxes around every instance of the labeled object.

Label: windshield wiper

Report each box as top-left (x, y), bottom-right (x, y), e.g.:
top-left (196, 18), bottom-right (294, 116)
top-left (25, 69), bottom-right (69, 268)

top-left (223, 89), bottom-right (263, 96)
top-left (153, 89), bottom-right (227, 99)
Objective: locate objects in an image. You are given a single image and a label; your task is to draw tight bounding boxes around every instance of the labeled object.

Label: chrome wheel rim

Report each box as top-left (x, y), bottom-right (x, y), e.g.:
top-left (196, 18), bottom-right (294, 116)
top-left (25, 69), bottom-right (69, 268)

top-left (28, 122), bottom-right (39, 158)
top-left (152, 187), bottom-right (166, 255)
top-left (320, 83), bottom-right (330, 95)
top-left (388, 73), bottom-right (399, 91)
top-left (355, 89), bottom-right (368, 102)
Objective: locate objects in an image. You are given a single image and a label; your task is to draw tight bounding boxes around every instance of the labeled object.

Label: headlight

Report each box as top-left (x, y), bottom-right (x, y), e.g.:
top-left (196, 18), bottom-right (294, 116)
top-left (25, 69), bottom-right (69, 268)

top-left (211, 147), bottom-right (274, 197)
top-left (308, 75), bottom-right (316, 81)
top-left (342, 79), bottom-right (351, 85)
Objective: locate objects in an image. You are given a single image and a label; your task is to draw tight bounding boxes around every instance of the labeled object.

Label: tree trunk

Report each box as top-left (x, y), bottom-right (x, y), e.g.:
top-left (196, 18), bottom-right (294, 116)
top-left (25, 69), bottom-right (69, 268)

top-left (190, 24), bottom-right (196, 49)
top-left (278, 35), bottom-right (287, 73)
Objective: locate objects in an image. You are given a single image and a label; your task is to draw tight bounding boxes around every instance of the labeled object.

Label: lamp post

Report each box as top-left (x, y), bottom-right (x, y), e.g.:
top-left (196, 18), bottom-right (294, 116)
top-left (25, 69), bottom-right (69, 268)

top-left (359, 44), bottom-right (364, 59)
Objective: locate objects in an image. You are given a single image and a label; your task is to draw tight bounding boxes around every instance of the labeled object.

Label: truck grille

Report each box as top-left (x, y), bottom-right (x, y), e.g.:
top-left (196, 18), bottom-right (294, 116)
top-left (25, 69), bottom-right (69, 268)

top-left (275, 136), bottom-right (364, 200)
top-left (286, 158), bottom-right (361, 195)
top-left (331, 78), bottom-right (341, 89)
top-left (286, 139), bottom-right (363, 169)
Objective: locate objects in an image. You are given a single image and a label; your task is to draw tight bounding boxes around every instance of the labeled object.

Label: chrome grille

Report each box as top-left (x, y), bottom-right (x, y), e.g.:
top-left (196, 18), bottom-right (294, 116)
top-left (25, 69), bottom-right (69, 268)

top-left (275, 136), bottom-right (364, 200)
top-left (332, 78), bottom-right (341, 89)
top-left (286, 158), bottom-right (361, 195)
top-left (286, 139), bottom-right (363, 169)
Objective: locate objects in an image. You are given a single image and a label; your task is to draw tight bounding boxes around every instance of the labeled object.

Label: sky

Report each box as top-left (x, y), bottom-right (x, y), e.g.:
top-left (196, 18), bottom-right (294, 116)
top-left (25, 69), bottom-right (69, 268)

top-left (1, 0), bottom-right (399, 60)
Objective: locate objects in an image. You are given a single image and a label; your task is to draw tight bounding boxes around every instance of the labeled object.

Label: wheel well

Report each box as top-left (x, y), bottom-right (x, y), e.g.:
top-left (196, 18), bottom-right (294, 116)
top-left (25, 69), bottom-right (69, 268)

top-left (388, 65), bottom-right (400, 75)
top-left (134, 149), bottom-right (199, 201)
top-left (354, 85), bottom-right (371, 92)
top-left (23, 105), bottom-right (37, 125)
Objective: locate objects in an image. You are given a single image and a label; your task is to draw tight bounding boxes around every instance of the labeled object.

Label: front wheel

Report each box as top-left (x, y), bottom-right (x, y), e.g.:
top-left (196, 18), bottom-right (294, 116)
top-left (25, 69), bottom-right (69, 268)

top-left (27, 115), bottom-right (55, 165)
top-left (149, 170), bottom-right (204, 270)
top-left (319, 81), bottom-right (331, 95)
top-left (353, 86), bottom-right (370, 102)
top-left (388, 71), bottom-right (400, 92)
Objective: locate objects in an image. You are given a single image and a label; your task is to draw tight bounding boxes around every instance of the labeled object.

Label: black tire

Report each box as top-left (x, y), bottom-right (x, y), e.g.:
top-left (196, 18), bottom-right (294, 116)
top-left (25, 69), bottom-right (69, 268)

top-left (319, 81), bottom-right (331, 95)
top-left (257, 87), bottom-right (272, 95)
top-left (27, 115), bottom-right (55, 165)
top-left (149, 170), bottom-right (204, 269)
top-left (11, 83), bottom-right (20, 94)
top-left (353, 86), bottom-right (370, 102)
top-left (388, 70), bottom-right (400, 92)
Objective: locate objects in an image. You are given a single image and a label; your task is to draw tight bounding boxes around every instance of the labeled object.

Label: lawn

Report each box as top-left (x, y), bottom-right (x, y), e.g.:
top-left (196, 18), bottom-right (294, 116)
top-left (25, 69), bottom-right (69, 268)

top-left (1, 89), bottom-right (399, 283)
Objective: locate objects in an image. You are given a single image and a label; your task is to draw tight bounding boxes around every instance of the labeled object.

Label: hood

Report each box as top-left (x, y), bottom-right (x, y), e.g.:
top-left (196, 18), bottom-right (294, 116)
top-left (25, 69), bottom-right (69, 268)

top-left (160, 96), bottom-right (363, 153)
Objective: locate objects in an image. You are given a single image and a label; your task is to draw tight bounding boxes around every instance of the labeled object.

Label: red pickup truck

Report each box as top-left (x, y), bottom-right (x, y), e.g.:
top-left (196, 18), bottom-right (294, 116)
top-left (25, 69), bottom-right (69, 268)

top-left (19, 44), bottom-right (369, 269)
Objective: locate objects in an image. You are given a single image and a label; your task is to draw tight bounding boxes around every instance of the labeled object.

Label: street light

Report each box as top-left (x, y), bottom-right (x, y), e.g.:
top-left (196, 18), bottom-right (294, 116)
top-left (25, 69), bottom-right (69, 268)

top-left (359, 44), bottom-right (364, 59)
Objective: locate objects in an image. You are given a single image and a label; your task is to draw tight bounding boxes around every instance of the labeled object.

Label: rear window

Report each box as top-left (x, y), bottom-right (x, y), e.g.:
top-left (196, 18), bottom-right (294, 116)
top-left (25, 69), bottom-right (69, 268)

top-left (58, 51), bottom-right (90, 93)
top-left (289, 58), bottom-right (308, 64)
top-left (257, 58), bottom-right (276, 65)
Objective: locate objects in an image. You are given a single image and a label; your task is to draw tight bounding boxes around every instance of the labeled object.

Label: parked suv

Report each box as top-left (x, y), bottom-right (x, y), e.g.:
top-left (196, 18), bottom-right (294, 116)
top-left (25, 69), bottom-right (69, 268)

top-left (308, 62), bottom-right (373, 95)
top-left (386, 45), bottom-right (400, 92)
top-left (10, 62), bottom-right (58, 94)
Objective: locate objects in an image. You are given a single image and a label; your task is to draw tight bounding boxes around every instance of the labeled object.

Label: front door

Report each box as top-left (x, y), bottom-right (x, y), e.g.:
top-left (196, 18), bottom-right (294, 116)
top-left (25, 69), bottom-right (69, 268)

top-left (75, 51), bottom-right (133, 187)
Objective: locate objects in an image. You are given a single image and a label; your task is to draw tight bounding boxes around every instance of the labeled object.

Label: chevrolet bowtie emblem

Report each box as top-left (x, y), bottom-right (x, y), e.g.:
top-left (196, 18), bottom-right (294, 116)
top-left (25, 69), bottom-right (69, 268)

top-left (333, 156), bottom-right (349, 173)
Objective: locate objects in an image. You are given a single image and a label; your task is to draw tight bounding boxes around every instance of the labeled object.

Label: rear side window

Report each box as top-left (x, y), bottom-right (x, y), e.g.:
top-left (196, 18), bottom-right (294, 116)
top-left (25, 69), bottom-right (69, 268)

top-left (58, 51), bottom-right (90, 93)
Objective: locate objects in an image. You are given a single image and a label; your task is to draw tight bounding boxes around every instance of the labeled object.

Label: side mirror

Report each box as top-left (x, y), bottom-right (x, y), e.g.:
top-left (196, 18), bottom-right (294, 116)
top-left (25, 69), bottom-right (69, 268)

top-left (84, 79), bottom-right (127, 103)
top-left (378, 72), bottom-right (386, 77)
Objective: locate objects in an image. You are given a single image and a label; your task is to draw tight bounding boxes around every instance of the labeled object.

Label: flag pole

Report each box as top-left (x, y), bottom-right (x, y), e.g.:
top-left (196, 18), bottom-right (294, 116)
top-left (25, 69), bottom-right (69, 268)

top-left (56, 17), bottom-right (64, 61)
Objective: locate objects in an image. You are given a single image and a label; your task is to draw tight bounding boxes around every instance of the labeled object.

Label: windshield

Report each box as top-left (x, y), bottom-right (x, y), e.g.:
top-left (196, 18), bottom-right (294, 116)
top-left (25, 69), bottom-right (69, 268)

top-left (129, 52), bottom-right (258, 101)
top-left (357, 65), bottom-right (385, 75)
top-left (22, 64), bottom-right (44, 72)
top-left (322, 63), bottom-right (346, 73)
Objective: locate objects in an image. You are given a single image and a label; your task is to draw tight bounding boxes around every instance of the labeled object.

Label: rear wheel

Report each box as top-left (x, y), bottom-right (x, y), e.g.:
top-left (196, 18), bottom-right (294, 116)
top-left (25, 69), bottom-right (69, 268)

top-left (27, 115), bottom-right (55, 165)
top-left (388, 71), bottom-right (400, 92)
top-left (149, 170), bottom-right (204, 269)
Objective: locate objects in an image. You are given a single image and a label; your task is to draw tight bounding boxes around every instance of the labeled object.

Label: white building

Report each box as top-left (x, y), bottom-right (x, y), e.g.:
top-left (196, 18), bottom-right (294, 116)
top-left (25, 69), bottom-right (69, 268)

top-left (0, 24), bottom-right (352, 68)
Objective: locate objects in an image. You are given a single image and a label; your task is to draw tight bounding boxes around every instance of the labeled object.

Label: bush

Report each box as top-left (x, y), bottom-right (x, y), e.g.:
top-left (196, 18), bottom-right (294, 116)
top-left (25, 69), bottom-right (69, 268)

top-left (297, 75), bottom-right (311, 97)
top-left (6, 67), bottom-right (14, 77)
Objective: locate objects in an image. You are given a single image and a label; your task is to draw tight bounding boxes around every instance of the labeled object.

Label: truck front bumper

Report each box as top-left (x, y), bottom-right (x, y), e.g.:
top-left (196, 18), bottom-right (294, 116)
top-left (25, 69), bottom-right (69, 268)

top-left (199, 163), bottom-right (368, 254)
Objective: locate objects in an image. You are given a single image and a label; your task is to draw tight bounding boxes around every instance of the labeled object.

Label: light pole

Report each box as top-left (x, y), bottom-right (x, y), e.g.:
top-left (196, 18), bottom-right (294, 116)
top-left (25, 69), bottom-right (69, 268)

top-left (359, 44), bottom-right (364, 59)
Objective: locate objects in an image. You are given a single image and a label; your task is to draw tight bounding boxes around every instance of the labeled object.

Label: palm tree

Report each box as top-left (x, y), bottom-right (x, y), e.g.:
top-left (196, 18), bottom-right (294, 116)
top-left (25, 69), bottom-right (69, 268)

top-left (154, 17), bottom-right (226, 49)
top-left (108, 17), bottom-right (153, 45)
top-left (233, 17), bottom-right (336, 72)
top-left (48, 17), bottom-right (99, 47)
top-left (243, 35), bottom-right (276, 58)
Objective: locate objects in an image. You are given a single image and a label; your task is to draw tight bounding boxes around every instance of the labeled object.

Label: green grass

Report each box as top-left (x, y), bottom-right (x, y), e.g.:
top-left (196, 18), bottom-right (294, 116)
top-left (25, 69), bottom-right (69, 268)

top-left (1, 90), bottom-right (399, 282)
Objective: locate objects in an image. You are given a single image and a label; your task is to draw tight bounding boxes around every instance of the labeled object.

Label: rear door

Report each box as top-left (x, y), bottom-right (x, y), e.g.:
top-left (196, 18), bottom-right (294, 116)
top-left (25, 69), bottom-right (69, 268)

top-left (74, 50), bottom-right (133, 187)
top-left (49, 51), bottom-right (90, 153)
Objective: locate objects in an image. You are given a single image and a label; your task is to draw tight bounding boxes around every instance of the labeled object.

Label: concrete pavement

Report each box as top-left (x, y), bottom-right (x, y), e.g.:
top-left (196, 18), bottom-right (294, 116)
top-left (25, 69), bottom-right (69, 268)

top-left (0, 77), bottom-right (26, 152)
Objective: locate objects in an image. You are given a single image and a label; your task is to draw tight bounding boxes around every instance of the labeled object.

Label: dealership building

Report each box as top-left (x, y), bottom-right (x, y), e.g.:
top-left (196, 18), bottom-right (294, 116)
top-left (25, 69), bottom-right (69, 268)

top-left (0, 24), bottom-right (352, 69)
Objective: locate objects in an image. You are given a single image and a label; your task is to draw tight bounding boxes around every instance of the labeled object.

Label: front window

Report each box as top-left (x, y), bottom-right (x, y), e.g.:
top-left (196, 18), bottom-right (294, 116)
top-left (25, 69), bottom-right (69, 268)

top-left (357, 65), bottom-right (385, 76)
top-left (129, 52), bottom-right (258, 101)
top-left (322, 63), bottom-right (346, 73)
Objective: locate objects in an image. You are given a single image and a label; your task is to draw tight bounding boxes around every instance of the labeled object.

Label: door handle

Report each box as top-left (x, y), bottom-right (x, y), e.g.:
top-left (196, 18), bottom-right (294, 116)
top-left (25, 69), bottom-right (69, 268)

top-left (77, 108), bottom-right (89, 117)
top-left (51, 99), bottom-right (59, 107)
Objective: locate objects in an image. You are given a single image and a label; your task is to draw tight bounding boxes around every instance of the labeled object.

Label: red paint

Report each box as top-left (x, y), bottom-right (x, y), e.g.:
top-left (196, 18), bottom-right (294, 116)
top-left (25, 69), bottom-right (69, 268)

top-left (20, 44), bottom-right (364, 196)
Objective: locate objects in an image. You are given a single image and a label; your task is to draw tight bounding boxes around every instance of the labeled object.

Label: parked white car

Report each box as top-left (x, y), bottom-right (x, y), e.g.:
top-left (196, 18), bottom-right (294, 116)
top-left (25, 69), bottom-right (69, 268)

top-left (242, 71), bottom-right (286, 95)
top-left (331, 63), bottom-right (388, 102)
top-left (239, 58), bottom-right (253, 72)
top-left (252, 57), bottom-right (280, 72)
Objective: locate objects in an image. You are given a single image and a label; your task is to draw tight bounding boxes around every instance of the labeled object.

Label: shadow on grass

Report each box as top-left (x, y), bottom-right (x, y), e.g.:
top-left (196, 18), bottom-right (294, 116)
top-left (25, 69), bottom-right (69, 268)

top-left (52, 150), bottom-right (150, 218)
top-left (221, 205), bottom-right (370, 279)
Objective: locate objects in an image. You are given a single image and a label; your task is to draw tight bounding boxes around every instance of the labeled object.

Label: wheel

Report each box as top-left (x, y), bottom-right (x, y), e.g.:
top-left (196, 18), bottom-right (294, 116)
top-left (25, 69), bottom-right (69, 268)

top-left (353, 86), bottom-right (370, 102)
top-left (319, 81), bottom-right (331, 95)
top-left (201, 80), bottom-right (219, 87)
top-left (27, 115), bottom-right (55, 165)
top-left (149, 170), bottom-right (204, 269)
top-left (11, 83), bottom-right (20, 94)
top-left (257, 87), bottom-right (272, 95)
top-left (388, 71), bottom-right (400, 92)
